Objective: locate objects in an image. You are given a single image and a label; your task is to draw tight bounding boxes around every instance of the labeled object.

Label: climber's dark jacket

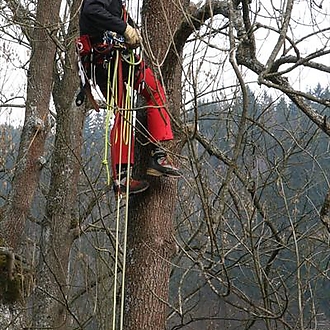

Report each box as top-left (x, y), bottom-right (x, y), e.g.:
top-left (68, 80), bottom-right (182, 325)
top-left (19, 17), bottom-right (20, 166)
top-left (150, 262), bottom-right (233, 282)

top-left (79, 0), bottom-right (128, 42)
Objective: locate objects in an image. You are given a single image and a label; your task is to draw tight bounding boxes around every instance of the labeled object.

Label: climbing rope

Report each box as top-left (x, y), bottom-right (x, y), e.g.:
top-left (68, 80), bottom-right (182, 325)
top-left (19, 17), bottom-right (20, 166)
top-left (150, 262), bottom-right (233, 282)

top-left (119, 51), bottom-right (136, 330)
top-left (75, 10), bottom-right (150, 329)
top-left (107, 49), bottom-right (138, 330)
top-left (108, 49), bottom-right (123, 330)
top-left (89, 3), bottom-right (143, 329)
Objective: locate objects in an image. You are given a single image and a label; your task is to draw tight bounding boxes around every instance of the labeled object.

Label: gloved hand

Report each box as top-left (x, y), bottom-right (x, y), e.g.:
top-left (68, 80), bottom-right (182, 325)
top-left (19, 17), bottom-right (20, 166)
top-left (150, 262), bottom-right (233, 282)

top-left (124, 24), bottom-right (141, 48)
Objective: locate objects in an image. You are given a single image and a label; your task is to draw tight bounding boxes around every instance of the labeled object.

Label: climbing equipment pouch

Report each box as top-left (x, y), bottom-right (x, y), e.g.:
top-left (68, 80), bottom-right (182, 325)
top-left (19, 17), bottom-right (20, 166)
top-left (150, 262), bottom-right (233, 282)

top-left (75, 34), bottom-right (92, 56)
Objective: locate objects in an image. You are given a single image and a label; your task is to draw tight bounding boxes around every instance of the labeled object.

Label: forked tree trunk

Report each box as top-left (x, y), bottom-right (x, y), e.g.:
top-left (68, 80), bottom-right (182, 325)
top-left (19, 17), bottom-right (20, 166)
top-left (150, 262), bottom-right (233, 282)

top-left (125, 1), bottom-right (187, 329)
top-left (31, 94), bottom-right (85, 330)
top-left (0, 0), bottom-right (62, 327)
top-left (30, 0), bottom-right (85, 327)
top-left (0, 0), bottom-right (62, 250)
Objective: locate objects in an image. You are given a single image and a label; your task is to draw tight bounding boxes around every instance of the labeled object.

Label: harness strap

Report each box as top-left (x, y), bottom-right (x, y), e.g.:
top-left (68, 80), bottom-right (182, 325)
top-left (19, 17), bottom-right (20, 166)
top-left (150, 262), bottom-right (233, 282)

top-left (122, 4), bottom-right (128, 23)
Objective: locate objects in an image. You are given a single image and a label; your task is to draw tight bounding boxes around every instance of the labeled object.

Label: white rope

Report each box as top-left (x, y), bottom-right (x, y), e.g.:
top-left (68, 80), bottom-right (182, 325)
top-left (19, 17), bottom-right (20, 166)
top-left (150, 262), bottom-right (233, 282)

top-left (112, 50), bottom-right (136, 330)
top-left (119, 51), bottom-right (135, 330)
top-left (112, 3), bottom-right (140, 328)
top-left (112, 50), bottom-right (123, 330)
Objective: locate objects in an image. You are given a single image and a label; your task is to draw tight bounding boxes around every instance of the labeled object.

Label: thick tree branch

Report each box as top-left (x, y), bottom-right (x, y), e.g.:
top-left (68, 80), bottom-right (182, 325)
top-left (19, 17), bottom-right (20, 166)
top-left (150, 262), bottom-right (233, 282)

top-left (237, 54), bottom-right (330, 134)
top-left (233, 9), bottom-right (330, 135)
top-left (271, 51), bottom-right (330, 75)
top-left (163, 0), bottom-right (233, 77)
top-left (264, 0), bottom-right (294, 72)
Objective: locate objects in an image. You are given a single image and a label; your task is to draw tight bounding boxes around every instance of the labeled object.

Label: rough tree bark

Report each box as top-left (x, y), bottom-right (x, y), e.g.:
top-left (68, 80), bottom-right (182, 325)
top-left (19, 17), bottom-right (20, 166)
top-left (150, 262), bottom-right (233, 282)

top-left (0, 0), bottom-right (62, 250)
top-left (0, 0), bottom-right (84, 328)
top-left (124, 1), bottom-right (189, 329)
top-left (29, 0), bottom-right (85, 328)
top-left (0, 0), bottom-right (62, 326)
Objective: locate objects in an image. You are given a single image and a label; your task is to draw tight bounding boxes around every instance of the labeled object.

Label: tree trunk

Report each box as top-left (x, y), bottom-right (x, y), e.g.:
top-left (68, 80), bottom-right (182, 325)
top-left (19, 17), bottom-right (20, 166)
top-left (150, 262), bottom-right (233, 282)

top-left (0, 0), bottom-right (62, 327)
top-left (125, 1), bottom-right (187, 329)
top-left (31, 99), bottom-right (85, 329)
top-left (0, 0), bottom-right (62, 250)
top-left (30, 0), bottom-right (85, 327)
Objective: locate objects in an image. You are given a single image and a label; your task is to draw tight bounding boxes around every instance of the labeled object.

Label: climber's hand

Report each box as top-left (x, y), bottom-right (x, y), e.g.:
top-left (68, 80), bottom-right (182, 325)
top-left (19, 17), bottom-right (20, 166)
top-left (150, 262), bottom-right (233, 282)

top-left (124, 24), bottom-right (141, 49)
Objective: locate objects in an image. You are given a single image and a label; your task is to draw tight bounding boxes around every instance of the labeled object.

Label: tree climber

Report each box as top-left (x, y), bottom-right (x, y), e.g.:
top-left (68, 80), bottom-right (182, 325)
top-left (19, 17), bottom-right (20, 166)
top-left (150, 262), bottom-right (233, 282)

top-left (79, 0), bottom-right (181, 197)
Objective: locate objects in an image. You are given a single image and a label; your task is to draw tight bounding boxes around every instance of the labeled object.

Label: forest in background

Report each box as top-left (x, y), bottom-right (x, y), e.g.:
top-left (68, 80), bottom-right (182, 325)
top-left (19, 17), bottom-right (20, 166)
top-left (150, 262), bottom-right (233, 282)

top-left (1, 85), bottom-right (330, 329)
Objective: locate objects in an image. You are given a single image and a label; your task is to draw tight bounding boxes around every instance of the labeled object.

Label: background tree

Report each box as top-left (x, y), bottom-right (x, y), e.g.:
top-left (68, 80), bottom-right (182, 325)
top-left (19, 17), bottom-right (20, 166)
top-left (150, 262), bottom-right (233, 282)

top-left (0, 0), bottom-right (63, 327)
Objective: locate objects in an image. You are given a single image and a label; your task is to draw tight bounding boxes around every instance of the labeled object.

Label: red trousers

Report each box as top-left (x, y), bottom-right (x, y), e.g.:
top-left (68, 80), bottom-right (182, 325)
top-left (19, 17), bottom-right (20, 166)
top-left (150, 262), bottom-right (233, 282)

top-left (96, 53), bottom-right (173, 176)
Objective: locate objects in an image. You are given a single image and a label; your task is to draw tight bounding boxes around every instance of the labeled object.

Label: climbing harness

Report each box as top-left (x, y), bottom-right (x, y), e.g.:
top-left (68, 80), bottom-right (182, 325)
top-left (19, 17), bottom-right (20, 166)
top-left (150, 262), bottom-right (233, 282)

top-left (76, 35), bottom-right (106, 111)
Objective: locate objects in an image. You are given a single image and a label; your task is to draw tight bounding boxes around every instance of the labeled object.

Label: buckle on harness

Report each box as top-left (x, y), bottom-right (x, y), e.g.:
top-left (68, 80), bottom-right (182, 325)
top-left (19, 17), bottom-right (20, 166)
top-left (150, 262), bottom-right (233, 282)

top-left (103, 31), bottom-right (126, 49)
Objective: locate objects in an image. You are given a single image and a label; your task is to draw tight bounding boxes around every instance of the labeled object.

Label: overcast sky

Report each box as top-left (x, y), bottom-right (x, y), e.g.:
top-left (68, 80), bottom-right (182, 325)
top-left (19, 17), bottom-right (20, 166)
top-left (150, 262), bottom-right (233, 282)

top-left (0, 0), bottom-right (329, 126)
